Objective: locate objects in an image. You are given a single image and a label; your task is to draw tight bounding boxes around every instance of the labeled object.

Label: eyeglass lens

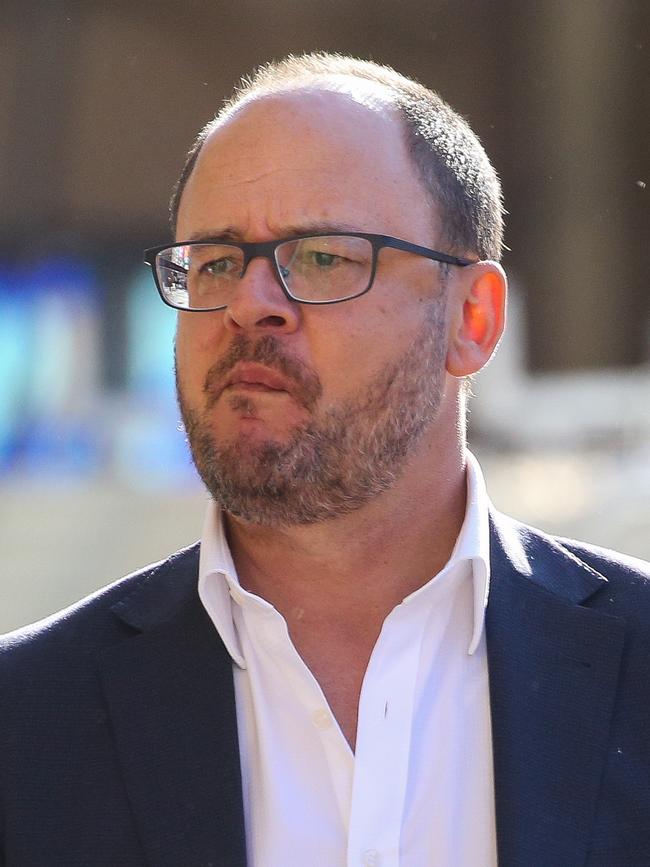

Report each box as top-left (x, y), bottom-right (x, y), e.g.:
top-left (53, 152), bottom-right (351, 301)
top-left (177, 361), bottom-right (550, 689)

top-left (156, 236), bottom-right (374, 309)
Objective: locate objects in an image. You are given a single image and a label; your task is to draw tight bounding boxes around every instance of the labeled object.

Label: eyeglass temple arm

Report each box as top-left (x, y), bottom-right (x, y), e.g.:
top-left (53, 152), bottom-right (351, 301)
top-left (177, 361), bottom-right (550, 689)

top-left (378, 235), bottom-right (475, 267)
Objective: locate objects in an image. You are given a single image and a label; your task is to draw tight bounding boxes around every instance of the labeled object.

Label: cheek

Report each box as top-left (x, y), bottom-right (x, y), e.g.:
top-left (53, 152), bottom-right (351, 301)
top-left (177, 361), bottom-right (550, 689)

top-left (175, 315), bottom-right (220, 396)
top-left (176, 310), bottom-right (224, 351)
top-left (308, 309), bottom-right (407, 398)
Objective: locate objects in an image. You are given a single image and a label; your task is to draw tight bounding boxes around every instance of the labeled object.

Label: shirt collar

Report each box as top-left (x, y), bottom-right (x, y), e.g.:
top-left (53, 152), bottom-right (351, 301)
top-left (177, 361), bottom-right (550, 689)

top-left (198, 500), bottom-right (247, 668)
top-left (198, 449), bottom-right (491, 666)
top-left (458, 450), bottom-right (491, 654)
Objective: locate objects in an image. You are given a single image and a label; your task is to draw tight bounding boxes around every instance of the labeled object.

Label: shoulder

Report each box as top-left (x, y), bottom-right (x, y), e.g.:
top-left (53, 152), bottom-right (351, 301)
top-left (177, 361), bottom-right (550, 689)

top-left (554, 533), bottom-right (650, 621)
top-left (0, 542), bottom-right (201, 672)
top-left (555, 534), bottom-right (650, 582)
top-left (491, 509), bottom-right (650, 616)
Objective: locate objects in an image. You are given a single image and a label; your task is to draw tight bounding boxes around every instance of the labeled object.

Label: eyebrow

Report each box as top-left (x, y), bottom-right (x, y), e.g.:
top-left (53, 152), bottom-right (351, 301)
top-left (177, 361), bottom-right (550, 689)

top-left (183, 222), bottom-right (363, 244)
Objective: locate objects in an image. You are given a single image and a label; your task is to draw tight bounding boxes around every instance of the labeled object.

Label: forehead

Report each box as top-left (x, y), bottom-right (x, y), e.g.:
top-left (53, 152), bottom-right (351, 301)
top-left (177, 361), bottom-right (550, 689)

top-left (176, 89), bottom-right (437, 241)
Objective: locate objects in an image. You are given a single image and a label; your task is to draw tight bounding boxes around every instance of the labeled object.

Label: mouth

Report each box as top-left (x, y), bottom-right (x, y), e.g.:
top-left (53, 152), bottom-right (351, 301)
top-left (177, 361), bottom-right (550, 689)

top-left (203, 340), bottom-right (323, 414)
top-left (228, 382), bottom-right (282, 393)
top-left (222, 363), bottom-right (292, 396)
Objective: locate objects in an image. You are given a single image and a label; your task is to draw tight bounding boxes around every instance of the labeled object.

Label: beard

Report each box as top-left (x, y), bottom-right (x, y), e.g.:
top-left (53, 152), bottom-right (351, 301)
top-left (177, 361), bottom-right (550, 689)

top-left (176, 300), bottom-right (448, 527)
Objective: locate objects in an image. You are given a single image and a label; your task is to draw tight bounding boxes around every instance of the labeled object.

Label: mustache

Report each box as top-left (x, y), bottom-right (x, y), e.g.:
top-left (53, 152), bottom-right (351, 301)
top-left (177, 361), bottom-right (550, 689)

top-left (203, 335), bottom-right (323, 412)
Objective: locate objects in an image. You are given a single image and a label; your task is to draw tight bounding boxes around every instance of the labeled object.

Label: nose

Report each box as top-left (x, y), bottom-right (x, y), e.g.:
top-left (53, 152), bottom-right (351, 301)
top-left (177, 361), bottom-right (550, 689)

top-left (222, 256), bottom-right (300, 335)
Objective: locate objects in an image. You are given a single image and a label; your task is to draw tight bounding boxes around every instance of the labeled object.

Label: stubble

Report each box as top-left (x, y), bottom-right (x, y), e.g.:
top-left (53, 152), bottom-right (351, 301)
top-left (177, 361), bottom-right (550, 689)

top-left (176, 300), bottom-right (448, 527)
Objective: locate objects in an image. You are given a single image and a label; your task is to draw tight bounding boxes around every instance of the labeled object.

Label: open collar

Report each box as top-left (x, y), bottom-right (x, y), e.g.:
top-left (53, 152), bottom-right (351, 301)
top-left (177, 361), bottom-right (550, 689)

top-left (197, 449), bottom-right (492, 662)
top-left (102, 493), bottom-right (628, 867)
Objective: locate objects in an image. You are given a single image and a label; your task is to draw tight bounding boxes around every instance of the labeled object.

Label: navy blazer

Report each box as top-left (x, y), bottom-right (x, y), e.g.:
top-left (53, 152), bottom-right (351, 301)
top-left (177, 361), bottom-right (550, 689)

top-left (1, 510), bottom-right (650, 866)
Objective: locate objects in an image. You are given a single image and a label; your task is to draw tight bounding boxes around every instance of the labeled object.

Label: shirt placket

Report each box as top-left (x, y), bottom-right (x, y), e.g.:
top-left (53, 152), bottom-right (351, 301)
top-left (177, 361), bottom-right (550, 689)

top-left (236, 594), bottom-right (355, 839)
top-left (346, 599), bottom-right (431, 867)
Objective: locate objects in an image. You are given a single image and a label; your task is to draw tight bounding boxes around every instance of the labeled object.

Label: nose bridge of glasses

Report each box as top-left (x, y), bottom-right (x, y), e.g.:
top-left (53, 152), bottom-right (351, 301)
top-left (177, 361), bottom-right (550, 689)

top-left (240, 239), bottom-right (287, 285)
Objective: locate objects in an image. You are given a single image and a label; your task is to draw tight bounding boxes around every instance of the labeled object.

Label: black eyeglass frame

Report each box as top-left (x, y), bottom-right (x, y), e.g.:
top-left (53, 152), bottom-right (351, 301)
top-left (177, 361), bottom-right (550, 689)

top-left (143, 232), bottom-right (477, 312)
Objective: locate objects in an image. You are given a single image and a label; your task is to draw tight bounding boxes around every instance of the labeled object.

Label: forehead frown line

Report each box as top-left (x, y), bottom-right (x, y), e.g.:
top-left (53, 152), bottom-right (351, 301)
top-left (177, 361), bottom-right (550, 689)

top-left (183, 222), bottom-right (368, 244)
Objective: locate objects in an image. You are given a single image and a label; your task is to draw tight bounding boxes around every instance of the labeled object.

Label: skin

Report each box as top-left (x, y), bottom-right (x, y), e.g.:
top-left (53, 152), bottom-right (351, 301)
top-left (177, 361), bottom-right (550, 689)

top-left (175, 87), bottom-right (506, 748)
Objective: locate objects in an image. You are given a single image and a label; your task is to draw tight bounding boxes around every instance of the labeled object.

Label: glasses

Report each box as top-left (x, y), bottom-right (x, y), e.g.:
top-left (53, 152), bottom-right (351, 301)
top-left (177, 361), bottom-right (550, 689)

top-left (143, 232), bottom-right (476, 312)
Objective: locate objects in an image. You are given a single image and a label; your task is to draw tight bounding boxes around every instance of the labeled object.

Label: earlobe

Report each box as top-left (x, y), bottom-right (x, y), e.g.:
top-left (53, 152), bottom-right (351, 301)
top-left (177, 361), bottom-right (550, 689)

top-left (445, 263), bottom-right (507, 377)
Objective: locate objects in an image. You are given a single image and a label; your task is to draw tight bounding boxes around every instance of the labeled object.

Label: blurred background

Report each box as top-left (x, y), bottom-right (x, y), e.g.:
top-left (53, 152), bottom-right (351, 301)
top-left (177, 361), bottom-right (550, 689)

top-left (1, 0), bottom-right (648, 632)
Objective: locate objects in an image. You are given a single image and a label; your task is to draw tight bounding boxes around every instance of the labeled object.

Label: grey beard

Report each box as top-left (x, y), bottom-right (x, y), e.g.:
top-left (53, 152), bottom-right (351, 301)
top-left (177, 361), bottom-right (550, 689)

top-left (176, 301), bottom-right (447, 527)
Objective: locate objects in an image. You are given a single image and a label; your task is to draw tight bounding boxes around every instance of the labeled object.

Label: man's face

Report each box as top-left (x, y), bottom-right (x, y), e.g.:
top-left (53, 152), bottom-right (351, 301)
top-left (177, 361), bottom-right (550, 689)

top-left (175, 89), bottom-right (454, 526)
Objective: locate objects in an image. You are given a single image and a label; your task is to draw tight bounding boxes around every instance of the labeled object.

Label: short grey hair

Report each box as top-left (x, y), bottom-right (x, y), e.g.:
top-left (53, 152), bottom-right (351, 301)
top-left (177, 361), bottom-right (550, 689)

top-left (169, 52), bottom-right (504, 260)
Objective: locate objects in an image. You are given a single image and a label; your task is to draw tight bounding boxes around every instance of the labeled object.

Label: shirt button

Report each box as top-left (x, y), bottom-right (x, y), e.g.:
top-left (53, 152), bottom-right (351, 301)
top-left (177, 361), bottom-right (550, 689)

top-left (362, 850), bottom-right (381, 867)
top-left (311, 708), bottom-right (332, 730)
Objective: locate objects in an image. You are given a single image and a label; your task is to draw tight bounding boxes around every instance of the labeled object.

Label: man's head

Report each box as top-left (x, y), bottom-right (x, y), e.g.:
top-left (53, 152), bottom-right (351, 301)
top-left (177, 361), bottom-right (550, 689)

top-left (170, 53), bottom-right (506, 526)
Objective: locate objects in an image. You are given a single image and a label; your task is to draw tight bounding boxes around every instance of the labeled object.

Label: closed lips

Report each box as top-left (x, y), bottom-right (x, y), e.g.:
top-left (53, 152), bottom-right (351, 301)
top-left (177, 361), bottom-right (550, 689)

top-left (224, 364), bottom-right (291, 392)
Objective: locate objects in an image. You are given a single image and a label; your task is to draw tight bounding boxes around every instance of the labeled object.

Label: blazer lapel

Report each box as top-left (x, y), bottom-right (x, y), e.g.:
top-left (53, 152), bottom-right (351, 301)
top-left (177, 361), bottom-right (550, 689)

top-left (487, 511), bottom-right (626, 867)
top-left (96, 548), bottom-right (246, 867)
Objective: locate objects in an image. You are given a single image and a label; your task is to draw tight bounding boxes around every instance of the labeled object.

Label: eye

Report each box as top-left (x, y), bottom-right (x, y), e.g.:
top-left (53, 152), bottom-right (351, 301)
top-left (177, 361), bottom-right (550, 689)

top-left (275, 236), bottom-right (373, 291)
top-left (298, 237), bottom-right (371, 268)
top-left (200, 256), bottom-right (239, 277)
top-left (298, 241), bottom-right (358, 269)
top-left (311, 250), bottom-right (340, 268)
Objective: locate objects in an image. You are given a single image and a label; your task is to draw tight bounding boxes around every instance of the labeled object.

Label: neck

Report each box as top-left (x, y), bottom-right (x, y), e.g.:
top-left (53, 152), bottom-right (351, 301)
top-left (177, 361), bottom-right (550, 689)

top-left (222, 403), bottom-right (468, 750)
top-left (225, 429), bottom-right (468, 630)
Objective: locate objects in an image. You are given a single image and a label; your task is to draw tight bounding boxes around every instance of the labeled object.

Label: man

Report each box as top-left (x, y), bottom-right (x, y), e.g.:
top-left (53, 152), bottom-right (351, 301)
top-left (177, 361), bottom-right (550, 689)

top-left (1, 53), bottom-right (649, 867)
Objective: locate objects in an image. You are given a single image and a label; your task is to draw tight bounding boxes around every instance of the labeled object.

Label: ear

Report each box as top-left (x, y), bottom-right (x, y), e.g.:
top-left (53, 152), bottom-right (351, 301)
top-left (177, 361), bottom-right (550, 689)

top-left (445, 261), bottom-right (507, 377)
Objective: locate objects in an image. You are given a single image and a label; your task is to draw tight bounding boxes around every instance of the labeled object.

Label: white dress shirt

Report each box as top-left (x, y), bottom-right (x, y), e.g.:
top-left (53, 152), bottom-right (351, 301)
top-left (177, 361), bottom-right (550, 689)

top-left (198, 451), bottom-right (497, 867)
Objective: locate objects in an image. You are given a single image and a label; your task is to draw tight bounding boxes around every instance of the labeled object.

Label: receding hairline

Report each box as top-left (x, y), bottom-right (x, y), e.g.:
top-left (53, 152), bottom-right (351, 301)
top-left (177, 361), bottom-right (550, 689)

top-left (216, 72), bottom-right (403, 124)
top-left (201, 83), bottom-right (408, 163)
top-left (177, 87), bottom-right (444, 252)
top-left (172, 77), bottom-right (438, 244)
top-left (174, 79), bottom-right (414, 221)
top-left (169, 54), bottom-right (504, 261)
